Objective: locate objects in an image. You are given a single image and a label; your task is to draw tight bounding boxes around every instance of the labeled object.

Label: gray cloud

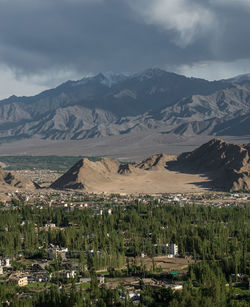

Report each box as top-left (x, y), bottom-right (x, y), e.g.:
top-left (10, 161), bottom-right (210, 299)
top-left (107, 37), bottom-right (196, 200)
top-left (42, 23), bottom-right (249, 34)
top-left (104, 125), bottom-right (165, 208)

top-left (127, 0), bottom-right (216, 47)
top-left (0, 0), bottom-right (250, 85)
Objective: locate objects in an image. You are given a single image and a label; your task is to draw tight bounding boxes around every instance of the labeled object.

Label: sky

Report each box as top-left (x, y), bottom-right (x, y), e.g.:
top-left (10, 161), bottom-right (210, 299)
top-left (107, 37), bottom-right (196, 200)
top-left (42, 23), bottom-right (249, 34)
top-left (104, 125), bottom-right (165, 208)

top-left (0, 0), bottom-right (250, 99)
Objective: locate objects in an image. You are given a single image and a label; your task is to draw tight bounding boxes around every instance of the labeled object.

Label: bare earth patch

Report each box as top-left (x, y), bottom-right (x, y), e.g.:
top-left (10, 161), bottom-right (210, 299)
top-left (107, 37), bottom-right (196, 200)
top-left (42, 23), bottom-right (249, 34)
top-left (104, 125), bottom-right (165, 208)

top-left (87, 169), bottom-right (212, 194)
top-left (135, 256), bottom-right (194, 272)
top-left (105, 256), bottom-right (194, 289)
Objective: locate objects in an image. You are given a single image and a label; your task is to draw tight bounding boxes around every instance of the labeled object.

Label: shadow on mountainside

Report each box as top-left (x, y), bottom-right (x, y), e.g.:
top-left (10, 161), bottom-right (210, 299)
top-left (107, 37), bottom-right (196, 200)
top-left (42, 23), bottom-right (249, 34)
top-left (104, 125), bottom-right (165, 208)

top-left (165, 160), bottom-right (224, 192)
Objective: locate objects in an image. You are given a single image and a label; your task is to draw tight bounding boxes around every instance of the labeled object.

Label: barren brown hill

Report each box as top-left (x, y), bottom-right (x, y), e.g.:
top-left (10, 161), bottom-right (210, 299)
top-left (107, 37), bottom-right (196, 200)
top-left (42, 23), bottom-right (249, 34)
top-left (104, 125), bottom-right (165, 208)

top-left (50, 139), bottom-right (250, 193)
top-left (49, 152), bottom-right (209, 193)
top-left (50, 153), bottom-right (178, 191)
top-left (50, 157), bottom-right (124, 190)
top-left (0, 169), bottom-right (39, 190)
top-left (177, 138), bottom-right (250, 191)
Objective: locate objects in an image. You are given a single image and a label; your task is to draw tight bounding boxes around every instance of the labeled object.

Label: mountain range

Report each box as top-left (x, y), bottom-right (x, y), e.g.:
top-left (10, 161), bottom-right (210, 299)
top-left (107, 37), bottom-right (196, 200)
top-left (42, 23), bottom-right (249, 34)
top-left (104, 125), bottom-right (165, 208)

top-left (0, 68), bottom-right (250, 142)
top-left (50, 139), bottom-right (250, 192)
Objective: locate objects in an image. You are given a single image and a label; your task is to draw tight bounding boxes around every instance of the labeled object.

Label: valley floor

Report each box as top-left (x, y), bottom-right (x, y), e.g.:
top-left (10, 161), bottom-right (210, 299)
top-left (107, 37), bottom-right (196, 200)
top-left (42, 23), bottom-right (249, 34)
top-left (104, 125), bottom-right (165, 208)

top-left (1, 133), bottom-right (250, 161)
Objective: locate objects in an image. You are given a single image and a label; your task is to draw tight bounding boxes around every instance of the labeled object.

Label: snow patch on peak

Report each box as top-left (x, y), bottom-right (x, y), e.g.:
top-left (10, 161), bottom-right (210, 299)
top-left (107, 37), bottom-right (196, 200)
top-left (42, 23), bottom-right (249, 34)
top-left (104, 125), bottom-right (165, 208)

top-left (100, 72), bottom-right (127, 87)
top-left (132, 68), bottom-right (166, 81)
top-left (72, 72), bottom-right (127, 88)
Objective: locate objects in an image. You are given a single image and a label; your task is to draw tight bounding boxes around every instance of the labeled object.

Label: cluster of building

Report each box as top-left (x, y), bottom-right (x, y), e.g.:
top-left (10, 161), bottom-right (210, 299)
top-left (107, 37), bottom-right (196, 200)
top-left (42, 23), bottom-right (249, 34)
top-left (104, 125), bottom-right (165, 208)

top-left (0, 241), bottom-right (179, 291)
top-left (1, 189), bottom-right (249, 212)
top-left (1, 257), bottom-right (105, 288)
top-left (161, 193), bottom-right (250, 206)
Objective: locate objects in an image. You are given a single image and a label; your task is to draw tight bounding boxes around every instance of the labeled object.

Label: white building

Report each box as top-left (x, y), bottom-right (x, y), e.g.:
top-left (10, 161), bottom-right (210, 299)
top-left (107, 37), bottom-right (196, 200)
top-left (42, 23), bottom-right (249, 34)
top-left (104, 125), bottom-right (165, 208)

top-left (5, 259), bottom-right (11, 267)
top-left (45, 223), bottom-right (56, 228)
top-left (57, 270), bottom-right (76, 279)
top-left (168, 243), bottom-right (178, 257)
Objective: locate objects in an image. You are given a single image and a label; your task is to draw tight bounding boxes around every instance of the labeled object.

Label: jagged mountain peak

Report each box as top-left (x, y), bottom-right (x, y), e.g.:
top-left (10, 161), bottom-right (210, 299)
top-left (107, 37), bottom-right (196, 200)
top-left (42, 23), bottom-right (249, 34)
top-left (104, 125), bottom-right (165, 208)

top-left (71, 71), bottom-right (127, 88)
top-left (179, 138), bottom-right (248, 163)
top-left (72, 68), bottom-right (169, 87)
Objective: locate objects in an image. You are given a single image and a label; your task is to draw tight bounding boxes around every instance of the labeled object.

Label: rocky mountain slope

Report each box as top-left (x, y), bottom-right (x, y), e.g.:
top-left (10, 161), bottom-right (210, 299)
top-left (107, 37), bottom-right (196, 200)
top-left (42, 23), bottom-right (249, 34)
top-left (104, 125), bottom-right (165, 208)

top-left (0, 68), bottom-right (249, 141)
top-left (135, 153), bottom-right (175, 170)
top-left (178, 138), bottom-right (250, 191)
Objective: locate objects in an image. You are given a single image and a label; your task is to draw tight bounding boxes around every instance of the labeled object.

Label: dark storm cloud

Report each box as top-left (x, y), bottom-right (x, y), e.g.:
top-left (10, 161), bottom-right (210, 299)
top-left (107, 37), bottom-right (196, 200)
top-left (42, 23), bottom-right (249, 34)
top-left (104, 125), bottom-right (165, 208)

top-left (0, 0), bottom-right (250, 78)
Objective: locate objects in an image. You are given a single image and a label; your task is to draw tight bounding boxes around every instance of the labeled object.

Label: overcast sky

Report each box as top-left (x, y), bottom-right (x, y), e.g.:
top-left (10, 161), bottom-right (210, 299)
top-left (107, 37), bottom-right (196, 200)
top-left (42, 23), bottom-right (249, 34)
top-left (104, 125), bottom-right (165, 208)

top-left (0, 0), bottom-right (250, 98)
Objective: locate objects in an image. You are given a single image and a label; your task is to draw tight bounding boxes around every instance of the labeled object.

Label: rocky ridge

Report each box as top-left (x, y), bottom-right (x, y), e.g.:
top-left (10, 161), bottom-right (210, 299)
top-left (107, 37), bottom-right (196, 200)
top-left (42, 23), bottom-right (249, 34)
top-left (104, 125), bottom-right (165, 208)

top-left (178, 138), bottom-right (250, 191)
top-left (0, 169), bottom-right (39, 189)
top-left (135, 153), bottom-right (175, 170)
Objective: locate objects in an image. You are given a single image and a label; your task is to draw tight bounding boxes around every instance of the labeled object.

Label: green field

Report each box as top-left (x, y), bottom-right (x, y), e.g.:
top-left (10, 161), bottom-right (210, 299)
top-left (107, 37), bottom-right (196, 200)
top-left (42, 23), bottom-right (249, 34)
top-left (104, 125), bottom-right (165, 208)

top-left (0, 155), bottom-right (101, 171)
